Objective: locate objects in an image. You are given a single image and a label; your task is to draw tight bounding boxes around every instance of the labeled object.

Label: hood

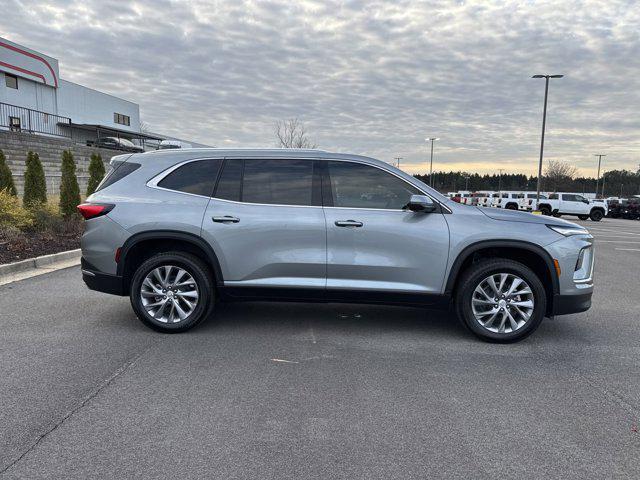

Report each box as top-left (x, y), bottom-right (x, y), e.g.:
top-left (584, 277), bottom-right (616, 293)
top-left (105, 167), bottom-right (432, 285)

top-left (477, 207), bottom-right (578, 227)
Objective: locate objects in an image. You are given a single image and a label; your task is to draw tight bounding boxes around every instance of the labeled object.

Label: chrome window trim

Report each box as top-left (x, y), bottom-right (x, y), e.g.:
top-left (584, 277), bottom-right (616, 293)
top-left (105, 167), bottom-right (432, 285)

top-left (146, 156), bottom-right (451, 213)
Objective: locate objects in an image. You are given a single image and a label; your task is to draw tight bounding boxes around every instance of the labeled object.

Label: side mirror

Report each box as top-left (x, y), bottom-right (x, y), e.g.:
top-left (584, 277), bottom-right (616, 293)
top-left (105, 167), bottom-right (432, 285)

top-left (406, 194), bottom-right (437, 213)
top-left (583, 199), bottom-right (590, 204)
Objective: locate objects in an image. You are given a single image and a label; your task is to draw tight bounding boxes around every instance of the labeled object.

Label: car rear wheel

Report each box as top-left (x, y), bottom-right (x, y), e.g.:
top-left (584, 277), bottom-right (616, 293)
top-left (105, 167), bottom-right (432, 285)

top-left (130, 252), bottom-right (214, 333)
top-left (539, 206), bottom-right (551, 216)
top-left (590, 209), bottom-right (604, 222)
top-left (455, 259), bottom-right (546, 343)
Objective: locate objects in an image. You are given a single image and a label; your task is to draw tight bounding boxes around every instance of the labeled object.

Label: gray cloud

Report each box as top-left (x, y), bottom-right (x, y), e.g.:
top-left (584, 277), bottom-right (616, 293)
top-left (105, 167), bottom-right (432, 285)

top-left (2, 0), bottom-right (638, 175)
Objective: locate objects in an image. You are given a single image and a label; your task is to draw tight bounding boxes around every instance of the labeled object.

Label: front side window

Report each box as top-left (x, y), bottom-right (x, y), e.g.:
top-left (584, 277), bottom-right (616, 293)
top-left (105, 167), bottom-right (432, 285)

top-left (563, 194), bottom-right (578, 202)
top-left (5, 73), bottom-right (18, 89)
top-left (549, 193), bottom-right (559, 200)
top-left (242, 159), bottom-right (315, 206)
top-left (157, 159), bottom-right (222, 196)
top-left (327, 161), bottom-right (421, 209)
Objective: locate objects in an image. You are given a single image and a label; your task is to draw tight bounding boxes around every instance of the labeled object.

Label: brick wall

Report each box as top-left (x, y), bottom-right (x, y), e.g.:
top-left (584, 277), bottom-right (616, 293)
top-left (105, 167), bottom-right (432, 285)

top-left (0, 130), bottom-right (120, 196)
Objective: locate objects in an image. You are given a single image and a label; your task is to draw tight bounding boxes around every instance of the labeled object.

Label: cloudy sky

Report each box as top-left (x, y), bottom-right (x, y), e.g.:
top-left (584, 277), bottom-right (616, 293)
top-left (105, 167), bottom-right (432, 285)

top-left (2, 0), bottom-right (638, 175)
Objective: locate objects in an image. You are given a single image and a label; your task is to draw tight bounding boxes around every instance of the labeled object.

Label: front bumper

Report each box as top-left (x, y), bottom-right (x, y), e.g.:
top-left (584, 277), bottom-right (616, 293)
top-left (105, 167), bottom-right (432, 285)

top-left (552, 292), bottom-right (592, 316)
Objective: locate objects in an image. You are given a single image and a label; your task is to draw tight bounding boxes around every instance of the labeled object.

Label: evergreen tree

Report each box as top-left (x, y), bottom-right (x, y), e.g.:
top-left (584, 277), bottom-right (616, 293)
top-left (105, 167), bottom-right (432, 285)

top-left (86, 152), bottom-right (105, 196)
top-left (59, 150), bottom-right (81, 217)
top-left (0, 149), bottom-right (17, 196)
top-left (23, 151), bottom-right (47, 207)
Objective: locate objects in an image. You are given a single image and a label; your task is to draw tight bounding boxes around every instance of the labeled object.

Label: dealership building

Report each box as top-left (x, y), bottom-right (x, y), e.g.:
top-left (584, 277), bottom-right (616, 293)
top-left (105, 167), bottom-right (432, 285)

top-left (0, 36), bottom-right (206, 195)
top-left (0, 36), bottom-right (204, 149)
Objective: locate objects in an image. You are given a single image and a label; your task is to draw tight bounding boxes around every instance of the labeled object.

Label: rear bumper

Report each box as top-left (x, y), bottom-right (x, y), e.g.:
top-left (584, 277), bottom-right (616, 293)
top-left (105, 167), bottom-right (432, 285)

top-left (81, 258), bottom-right (125, 296)
top-left (552, 292), bottom-right (592, 316)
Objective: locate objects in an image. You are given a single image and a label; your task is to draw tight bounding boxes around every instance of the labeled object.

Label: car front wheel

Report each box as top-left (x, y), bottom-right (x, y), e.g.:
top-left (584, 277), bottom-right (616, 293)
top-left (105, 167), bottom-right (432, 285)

top-left (130, 252), bottom-right (214, 333)
top-left (590, 209), bottom-right (604, 222)
top-left (455, 259), bottom-right (546, 343)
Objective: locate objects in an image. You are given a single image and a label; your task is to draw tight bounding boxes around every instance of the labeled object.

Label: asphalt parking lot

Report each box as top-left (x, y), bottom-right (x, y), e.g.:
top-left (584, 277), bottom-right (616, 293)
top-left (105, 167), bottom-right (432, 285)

top-left (1, 218), bottom-right (639, 479)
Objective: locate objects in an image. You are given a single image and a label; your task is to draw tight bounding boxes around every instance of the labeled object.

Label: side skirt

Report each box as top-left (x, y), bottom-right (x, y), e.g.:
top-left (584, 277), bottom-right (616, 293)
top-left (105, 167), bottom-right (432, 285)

top-left (219, 286), bottom-right (451, 309)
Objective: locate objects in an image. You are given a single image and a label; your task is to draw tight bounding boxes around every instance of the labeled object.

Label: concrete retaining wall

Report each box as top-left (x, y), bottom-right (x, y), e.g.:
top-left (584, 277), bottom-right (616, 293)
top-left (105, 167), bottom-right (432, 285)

top-left (0, 130), bottom-right (120, 196)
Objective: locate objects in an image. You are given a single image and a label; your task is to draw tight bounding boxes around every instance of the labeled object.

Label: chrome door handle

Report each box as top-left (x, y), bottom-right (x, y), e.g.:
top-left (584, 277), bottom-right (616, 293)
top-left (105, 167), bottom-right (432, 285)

top-left (335, 220), bottom-right (363, 227)
top-left (212, 215), bottom-right (240, 223)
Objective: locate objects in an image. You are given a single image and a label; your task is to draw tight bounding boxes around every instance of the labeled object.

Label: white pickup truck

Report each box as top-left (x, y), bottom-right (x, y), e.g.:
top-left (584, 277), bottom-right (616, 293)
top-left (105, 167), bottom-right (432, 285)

top-left (537, 193), bottom-right (607, 221)
top-left (518, 193), bottom-right (547, 211)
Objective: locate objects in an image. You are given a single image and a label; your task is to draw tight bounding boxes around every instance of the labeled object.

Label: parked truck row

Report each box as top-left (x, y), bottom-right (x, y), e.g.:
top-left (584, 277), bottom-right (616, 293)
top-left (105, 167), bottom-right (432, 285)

top-left (447, 191), bottom-right (609, 221)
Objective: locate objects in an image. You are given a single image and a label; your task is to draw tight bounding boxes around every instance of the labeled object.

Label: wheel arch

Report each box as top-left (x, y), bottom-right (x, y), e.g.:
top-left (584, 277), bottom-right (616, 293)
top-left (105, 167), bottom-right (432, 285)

top-left (117, 230), bottom-right (224, 294)
top-left (445, 240), bottom-right (559, 315)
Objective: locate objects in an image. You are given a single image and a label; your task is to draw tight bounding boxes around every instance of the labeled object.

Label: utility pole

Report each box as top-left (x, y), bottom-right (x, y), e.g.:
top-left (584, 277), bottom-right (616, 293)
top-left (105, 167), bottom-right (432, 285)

top-left (594, 154), bottom-right (606, 198)
top-left (498, 169), bottom-right (503, 191)
top-left (426, 137), bottom-right (438, 187)
top-left (532, 74), bottom-right (563, 203)
top-left (601, 171), bottom-right (606, 198)
top-left (394, 157), bottom-right (403, 169)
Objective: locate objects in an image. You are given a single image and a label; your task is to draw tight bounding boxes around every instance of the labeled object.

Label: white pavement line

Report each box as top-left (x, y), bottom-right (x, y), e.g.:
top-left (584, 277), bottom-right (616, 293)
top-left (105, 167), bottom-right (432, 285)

top-left (596, 240), bottom-right (640, 244)
top-left (588, 229), bottom-right (640, 236)
top-left (0, 255), bottom-right (81, 287)
top-left (271, 358), bottom-right (300, 364)
top-left (615, 248), bottom-right (640, 252)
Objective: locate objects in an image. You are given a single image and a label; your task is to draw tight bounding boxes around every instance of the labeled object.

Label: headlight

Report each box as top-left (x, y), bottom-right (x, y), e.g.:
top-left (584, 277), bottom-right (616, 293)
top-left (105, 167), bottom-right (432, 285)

top-left (574, 246), bottom-right (593, 281)
top-left (547, 225), bottom-right (589, 236)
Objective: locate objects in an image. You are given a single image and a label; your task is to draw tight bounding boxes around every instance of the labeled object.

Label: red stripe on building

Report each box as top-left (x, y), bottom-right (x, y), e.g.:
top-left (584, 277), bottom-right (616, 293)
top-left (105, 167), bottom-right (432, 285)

top-left (0, 60), bottom-right (46, 84)
top-left (0, 40), bottom-right (58, 87)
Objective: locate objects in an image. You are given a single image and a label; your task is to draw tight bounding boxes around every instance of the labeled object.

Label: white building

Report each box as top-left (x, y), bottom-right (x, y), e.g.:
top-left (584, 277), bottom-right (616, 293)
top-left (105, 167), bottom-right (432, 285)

top-left (0, 36), bottom-right (163, 147)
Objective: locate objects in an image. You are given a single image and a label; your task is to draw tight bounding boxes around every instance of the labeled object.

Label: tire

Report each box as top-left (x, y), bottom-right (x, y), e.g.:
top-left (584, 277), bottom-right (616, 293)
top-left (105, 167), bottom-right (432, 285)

top-left (455, 259), bottom-right (547, 343)
top-left (590, 209), bottom-right (604, 222)
top-left (552, 213), bottom-right (562, 217)
top-left (505, 203), bottom-right (518, 210)
top-left (130, 252), bottom-right (215, 333)
top-left (539, 206), bottom-right (551, 216)
top-left (578, 215), bottom-right (589, 220)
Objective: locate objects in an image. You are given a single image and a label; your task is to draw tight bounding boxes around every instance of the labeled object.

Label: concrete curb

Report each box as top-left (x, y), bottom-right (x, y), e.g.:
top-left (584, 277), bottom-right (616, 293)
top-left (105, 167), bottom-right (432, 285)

top-left (0, 249), bottom-right (81, 278)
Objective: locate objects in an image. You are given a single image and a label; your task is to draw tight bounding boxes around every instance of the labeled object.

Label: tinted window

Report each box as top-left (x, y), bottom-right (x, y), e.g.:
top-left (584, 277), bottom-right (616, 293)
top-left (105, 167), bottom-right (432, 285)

top-left (549, 193), bottom-right (558, 200)
top-left (563, 194), bottom-right (578, 202)
top-left (242, 159), bottom-right (314, 206)
top-left (157, 159), bottom-right (222, 196)
top-left (96, 162), bottom-right (140, 192)
top-left (327, 161), bottom-right (421, 209)
top-left (214, 159), bottom-right (243, 201)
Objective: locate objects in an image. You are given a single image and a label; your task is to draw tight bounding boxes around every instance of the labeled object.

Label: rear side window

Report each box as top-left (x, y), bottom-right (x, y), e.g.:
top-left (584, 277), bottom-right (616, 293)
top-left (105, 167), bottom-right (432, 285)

top-left (242, 159), bottom-right (315, 206)
top-left (214, 159), bottom-right (243, 201)
top-left (96, 161), bottom-right (140, 192)
top-left (157, 159), bottom-right (222, 196)
top-left (549, 193), bottom-right (558, 199)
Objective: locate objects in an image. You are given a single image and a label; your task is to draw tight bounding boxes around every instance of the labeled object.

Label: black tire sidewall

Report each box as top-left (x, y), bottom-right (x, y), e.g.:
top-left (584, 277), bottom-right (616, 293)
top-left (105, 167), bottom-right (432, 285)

top-left (456, 260), bottom-right (547, 343)
top-left (130, 253), bottom-right (214, 333)
top-left (590, 210), bottom-right (603, 221)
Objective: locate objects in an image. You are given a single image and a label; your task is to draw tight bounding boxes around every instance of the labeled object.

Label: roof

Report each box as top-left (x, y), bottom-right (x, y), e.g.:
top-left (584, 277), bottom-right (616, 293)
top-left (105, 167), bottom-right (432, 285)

top-left (63, 122), bottom-right (163, 141)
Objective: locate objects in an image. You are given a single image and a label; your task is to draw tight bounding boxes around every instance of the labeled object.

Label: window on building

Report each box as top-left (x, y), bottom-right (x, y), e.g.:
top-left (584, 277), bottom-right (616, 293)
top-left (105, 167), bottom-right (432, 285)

top-left (242, 159), bottom-right (315, 206)
top-left (9, 116), bottom-right (21, 131)
top-left (326, 161), bottom-right (421, 210)
top-left (5, 73), bottom-right (18, 89)
top-left (114, 113), bottom-right (130, 126)
top-left (157, 159), bottom-right (223, 197)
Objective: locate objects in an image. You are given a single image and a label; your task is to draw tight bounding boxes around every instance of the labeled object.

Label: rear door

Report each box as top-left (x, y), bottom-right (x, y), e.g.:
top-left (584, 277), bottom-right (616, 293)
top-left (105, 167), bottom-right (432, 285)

top-left (200, 158), bottom-right (327, 292)
top-left (322, 160), bottom-right (450, 298)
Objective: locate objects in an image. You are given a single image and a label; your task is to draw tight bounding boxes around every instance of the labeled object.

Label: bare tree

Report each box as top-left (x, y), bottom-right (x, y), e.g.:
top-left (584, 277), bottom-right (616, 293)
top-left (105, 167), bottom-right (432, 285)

top-left (139, 120), bottom-right (151, 133)
top-left (544, 160), bottom-right (579, 191)
top-left (275, 118), bottom-right (317, 148)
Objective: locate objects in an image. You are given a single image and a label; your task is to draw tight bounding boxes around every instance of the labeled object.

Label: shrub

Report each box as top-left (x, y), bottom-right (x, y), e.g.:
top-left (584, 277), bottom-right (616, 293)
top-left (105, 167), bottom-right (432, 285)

top-left (59, 150), bottom-right (81, 217)
top-left (23, 151), bottom-right (47, 207)
top-left (86, 152), bottom-right (105, 196)
top-left (0, 189), bottom-right (33, 230)
top-left (0, 149), bottom-right (17, 196)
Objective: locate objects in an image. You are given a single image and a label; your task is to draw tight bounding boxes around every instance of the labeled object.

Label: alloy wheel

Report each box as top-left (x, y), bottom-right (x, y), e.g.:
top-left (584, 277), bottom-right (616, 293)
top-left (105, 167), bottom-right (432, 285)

top-left (140, 265), bottom-right (199, 323)
top-left (471, 273), bottom-right (535, 334)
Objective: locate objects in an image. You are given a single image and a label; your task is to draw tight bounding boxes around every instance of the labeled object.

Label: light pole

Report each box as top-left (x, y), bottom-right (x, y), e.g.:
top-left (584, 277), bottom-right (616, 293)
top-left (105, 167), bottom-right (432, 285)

top-left (394, 157), bottom-right (403, 169)
top-left (601, 171), bottom-right (606, 198)
top-left (498, 168), bottom-right (503, 191)
top-left (426, 137), bottom-right (438, 187)
top-left (594, 154), bottom-right (606, 198)
top-left (532, 74), bottom-right (563, 203)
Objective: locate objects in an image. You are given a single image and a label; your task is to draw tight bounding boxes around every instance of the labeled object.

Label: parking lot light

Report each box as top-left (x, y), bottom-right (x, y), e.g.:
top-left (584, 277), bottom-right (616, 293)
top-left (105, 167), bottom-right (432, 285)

top-left (532, 74), bottom-right (564, 204)
top-left (594, 154), bottom-right (606, 198)
top-left (426, 137), bottom-right (439, 187)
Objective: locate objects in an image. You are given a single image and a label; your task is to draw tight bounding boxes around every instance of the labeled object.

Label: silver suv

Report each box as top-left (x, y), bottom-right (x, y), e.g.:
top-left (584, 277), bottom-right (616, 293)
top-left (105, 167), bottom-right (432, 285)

top-left (79, 149), bottom-right (594, 342)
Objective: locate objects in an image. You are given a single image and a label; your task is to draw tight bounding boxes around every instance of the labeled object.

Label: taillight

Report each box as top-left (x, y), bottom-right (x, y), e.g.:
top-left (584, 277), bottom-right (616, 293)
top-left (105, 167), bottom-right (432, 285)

top-left (77, 203), bottom-right (114, 220)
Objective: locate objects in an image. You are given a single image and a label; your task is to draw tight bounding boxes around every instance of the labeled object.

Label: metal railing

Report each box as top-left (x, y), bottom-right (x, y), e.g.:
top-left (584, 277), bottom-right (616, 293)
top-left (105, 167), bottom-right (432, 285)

top-left (0, 102), bottom-right (72, 138)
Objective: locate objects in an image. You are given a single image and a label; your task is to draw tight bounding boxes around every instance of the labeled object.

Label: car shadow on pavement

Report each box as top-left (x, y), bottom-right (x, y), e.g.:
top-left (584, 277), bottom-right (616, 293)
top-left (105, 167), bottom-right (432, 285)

top-left (196, 301), bottom-right (471, 340)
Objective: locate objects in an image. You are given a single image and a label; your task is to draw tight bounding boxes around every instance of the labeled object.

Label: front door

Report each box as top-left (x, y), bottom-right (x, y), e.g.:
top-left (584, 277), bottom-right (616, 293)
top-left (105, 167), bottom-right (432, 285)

top-left (322, 160), bottom-right (450, 299)
top-left (200, 158), bottom-right (327, 292)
